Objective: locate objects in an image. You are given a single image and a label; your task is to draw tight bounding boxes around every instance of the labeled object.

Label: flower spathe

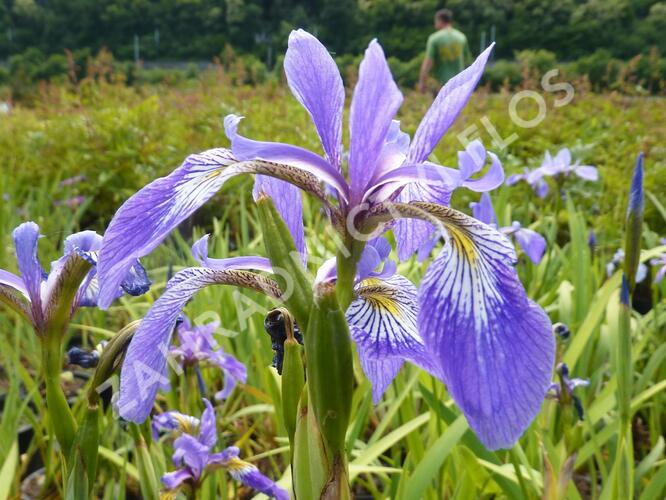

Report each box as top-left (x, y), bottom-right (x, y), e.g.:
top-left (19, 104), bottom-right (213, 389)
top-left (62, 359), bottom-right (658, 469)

top-left (155, 399), bottom-right (288, 500)
top-left (100, 29), bottom-right (555, 450)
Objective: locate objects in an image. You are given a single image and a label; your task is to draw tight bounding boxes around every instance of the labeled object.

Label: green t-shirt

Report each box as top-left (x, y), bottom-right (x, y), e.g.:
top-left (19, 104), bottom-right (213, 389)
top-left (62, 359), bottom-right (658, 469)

top-left (426, 27), bottom-right (472, 84)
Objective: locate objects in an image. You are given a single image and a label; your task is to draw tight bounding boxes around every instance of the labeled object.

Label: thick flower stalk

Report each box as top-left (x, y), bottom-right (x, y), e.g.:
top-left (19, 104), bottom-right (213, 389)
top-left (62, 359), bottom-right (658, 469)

top-left (96, 29), bottom-right (556, 497)
top-left (153, 399), bottom-right (288, 499)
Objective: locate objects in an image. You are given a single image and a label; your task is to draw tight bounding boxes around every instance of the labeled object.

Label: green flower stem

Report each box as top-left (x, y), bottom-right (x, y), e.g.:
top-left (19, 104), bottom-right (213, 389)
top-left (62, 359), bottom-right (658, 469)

top-left (304, 283), bottom-right (353, 498)
top-left (42, 334), bottom-right (77, 461)
top-left (335, 235), bottom-right (365, 311)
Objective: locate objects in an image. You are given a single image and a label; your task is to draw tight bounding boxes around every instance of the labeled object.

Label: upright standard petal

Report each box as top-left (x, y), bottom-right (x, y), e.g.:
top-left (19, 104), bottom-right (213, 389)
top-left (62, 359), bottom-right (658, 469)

top-left (192, 235), bottom-right (273, 273)
top-left (118, 267), bottom-right (281, 422)
top-left (414, 206), bottom-right (554, 449)
top-left (407, 44), bottom-right (494, 164)
top-left (97, 148), bottom-right (238, 309)
top-left (253, 175), bottom-right (306, 257)
top-left (346, 275), bottom-right (436, 402)
top-left (284, 29), bottom-right (345, 168)
top-left (12, 222), bottom-right (45, 323)
top-left (224, 115), bottom-right (348, 199)
top-left (348, 40), bottom-right (403, 201)
top-left (470, 193), bottom-right (498, 226)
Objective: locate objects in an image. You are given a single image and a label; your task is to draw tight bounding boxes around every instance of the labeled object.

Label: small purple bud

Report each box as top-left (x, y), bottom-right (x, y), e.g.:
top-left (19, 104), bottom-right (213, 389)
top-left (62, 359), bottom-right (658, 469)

top-left (66, 346), bottom-right (100, 368)
top-left (587, 231), bottom-right (597, 251)
top-left (624, 153), bottom-right (644, 292)
top-left (553, 322), bottom-right (570, 340)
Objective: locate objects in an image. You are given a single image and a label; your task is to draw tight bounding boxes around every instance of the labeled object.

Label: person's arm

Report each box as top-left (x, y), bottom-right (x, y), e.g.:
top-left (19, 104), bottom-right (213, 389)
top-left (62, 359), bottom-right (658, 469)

top-left (419, 36), bottom-right (436, 92)
top-left (418, 56), bottom-right (433, 93)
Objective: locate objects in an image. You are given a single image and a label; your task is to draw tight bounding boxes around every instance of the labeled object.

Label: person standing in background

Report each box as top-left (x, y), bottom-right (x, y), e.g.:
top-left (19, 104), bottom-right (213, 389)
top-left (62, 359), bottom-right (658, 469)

top-left (418, 8), bottom-right (472, 92)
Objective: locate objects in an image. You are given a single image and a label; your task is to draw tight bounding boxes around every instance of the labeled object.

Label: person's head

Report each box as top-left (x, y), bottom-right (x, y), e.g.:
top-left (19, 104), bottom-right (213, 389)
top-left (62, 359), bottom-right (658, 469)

top-left (435, 9), bottom-right (453, 29)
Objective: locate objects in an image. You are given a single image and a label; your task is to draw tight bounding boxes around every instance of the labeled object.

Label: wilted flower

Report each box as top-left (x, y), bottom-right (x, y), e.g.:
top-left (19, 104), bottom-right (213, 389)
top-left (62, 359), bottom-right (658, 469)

top-left (154, 399), bottom-right (288, 500)
top-left (552, 322), bottom-right (570, 341)
top-left (470, 193), bottom-right (546, 264)
top-left (548, 362), bottom-right (589, 420)
top-left (99, 30), bottom-right (555, 450)
top-left (0, 222), bottom-right (150, 334)
top-left (170, 316), bottom-right (247, 401)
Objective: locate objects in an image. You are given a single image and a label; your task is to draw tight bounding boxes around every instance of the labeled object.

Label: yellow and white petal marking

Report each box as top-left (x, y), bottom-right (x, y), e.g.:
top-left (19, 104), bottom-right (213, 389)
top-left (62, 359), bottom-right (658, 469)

top-left (346, 275), bottom-right (434, 402)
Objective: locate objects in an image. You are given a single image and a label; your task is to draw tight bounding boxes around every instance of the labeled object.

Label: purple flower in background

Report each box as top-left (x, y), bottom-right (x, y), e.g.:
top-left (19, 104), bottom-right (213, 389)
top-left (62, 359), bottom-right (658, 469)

top-left (606, 249), bottom-right (647, 283)
top-left (170, 316), bottom-right (247, 401)
top-left (548, 363), bottom-right (589, 420)
top-left (0, 222), bottom-right (150, 333)
top-left (506, 148), bottom-right (597, 198)
top-left (54, 195), bottom-right (87, 208)
top-left (156, 399), bottom-right (288, 500)
top-left (58, 174), bottom-right (87, 187)
top-left (650, 239), bottom-right (666, 283)
top-left (538, 148), bottom-right (598, 181)
top-left (506, 167), bottom-right (549, 198)
top-left (470, 193), bottom-right (547, 264)
top-left (100, 30), bottom-right (555, 450)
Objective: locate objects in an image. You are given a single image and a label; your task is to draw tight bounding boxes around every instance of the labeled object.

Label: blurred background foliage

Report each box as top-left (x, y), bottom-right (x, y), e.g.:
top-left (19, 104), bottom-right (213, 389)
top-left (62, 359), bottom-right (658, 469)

top-left (2, 0), bottom-right (666, 95)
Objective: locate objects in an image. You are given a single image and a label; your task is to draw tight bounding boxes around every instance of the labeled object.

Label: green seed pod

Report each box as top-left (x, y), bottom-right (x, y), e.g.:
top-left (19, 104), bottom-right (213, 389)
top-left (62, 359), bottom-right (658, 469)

top-left (256, 196), bottom-right (312, 328)
top-left (73, 404), bottom-right (100, 494)
top-left (305, 282), bottom-right (353, 458)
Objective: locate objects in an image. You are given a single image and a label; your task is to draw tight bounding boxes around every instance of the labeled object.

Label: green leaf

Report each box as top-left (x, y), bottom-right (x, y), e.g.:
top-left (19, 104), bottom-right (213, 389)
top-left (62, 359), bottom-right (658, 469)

top-left (0, 440), bottom-right (18, 500)
top-left (398, 415), bottom-right (467, 500)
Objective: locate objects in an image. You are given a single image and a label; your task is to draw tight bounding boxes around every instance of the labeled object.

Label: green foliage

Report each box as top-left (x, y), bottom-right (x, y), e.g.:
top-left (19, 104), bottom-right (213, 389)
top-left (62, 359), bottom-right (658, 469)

top-left (0, 78), bottom-right (665, 498)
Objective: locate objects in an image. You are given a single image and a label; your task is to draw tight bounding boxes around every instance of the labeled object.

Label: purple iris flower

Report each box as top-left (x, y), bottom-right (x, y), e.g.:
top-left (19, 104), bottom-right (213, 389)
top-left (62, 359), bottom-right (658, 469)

top-left (506, 167), bottom-right (549, 198)
top-left (470, 193), bottom-right (546, 264)
top-left (547, 363), bottom-right (589, 420)
top-left (170, 317), bottom-right (247, 401)
top-left (0, 222), bottom-right (149, 333)
top-left (99, 30), bottom-right (555, 450)
top-left (155, 399), bottom-right (288, 499)
top-left (506, 148), bottom-right (597, 198)
top-left (538, 148), bottom-right (598, 181)
top-left (650, 239), bottom-right (666, 283)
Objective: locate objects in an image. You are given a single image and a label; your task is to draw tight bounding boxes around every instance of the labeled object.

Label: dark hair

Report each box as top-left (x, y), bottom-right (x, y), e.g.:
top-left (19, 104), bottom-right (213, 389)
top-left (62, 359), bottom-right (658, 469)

top-left (435, 9), bottom-right (453, 24)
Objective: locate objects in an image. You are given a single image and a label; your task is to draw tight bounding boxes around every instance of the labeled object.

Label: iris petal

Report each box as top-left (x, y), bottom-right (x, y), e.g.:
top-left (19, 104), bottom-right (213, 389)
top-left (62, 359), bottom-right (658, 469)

top-left (98, 148), bottom-right (238, 309)
top-left (415, 207), bottom-right (554, 450)
top-left (12, 222), bottom-right (45, 322)
top-left (346, 275), bottom-right (437, 402)
top-left (348, 40), bottom-right (403, 201)
top-left (224, 114), bottom-right (348, 199)
top-left (284, 29), bottom-right (345, 168)
top-left (407, 44), bottom-right (494, 164)
top-left (118, 267), bottom-right (280, 422)
top-left (513, 227), bottom-right (547, 264)
top-left (192, 234), bottom-right (273, 273)
top-left (394, 183), bottom-right (452, 261)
